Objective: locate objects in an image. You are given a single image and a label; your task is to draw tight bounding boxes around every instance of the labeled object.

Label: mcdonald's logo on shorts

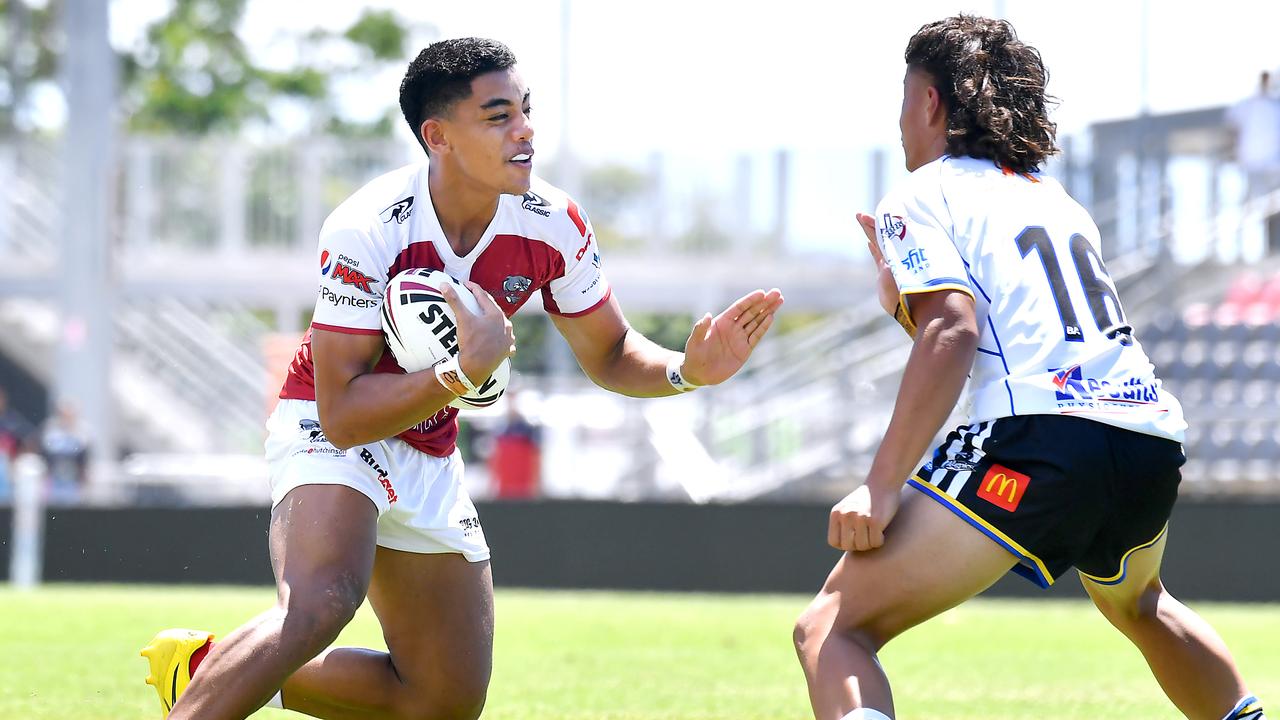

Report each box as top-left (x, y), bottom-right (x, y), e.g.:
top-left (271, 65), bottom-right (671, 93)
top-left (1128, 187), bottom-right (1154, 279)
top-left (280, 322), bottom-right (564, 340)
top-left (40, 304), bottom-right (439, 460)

top-left (976, 464), bottom-right (1030, 512)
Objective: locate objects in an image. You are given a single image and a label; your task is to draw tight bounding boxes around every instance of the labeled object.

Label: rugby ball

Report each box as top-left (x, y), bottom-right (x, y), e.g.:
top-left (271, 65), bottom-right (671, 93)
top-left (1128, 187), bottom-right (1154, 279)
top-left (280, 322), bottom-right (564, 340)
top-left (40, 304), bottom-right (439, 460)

top-left (381, 268), bottom-right (510, 409)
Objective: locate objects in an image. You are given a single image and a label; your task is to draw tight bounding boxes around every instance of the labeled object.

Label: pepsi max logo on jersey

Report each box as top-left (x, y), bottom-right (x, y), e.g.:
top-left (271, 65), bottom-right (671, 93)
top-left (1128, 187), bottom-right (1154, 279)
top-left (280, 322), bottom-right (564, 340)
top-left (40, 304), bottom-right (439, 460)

top-left (332, 262), bottom-right (377, 295)
top-left (320, 249), bottom-right (333, 275)
top-left (880, 214), bottom-right (907, 242)
top-left (503, 275), bottom-right (532, 303)
top-left (380, 196), bottom-right (414, 224)
top-left (1051, 365), bottom-right (1160, 406)
top-left (901, 248), bottom-right (930, 273)
top-left (320, 286), bottom-right (378, 309)
top-left (521, 191), bottom-right (551, 217)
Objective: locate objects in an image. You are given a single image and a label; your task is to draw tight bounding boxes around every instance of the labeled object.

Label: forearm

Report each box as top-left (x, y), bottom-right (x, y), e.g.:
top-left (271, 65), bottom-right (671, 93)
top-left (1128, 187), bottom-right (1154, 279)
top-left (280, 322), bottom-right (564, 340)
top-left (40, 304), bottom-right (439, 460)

top-left (319, 370), bottom-right (456, 449)
top-left (583, 327), bottom-right (683, 398)
top-left (866, 317), bottom-right (977, 493)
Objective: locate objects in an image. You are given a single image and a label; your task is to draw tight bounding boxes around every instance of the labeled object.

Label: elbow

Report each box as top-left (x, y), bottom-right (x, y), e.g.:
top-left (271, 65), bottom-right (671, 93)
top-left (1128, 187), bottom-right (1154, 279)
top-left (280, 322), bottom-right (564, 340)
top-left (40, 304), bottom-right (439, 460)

top-left (326, 432), bottom-right (358, 452)
top-left (316, 406), bottom-right (358, 451)
top-left (323, 425), bottom-right (359, 451)
top-left (927, 314), bottom-right (980, 355)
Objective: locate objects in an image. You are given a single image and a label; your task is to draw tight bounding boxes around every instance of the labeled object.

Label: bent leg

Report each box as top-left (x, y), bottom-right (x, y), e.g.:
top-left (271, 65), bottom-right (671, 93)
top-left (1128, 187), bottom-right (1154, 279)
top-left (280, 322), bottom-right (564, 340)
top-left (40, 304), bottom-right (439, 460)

top-left (169, 484), bottom-right (378, 720)
top-left (282, 549), bottom-right (493, 720)
top-left (794, 488), bottom-right (1017, 720)
top-left (1081, 530), bottom-right (1251, 720)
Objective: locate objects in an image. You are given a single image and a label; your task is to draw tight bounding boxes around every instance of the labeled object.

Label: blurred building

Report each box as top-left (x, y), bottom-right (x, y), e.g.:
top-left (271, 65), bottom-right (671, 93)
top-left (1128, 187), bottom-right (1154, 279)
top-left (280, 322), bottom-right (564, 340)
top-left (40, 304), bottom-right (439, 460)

top-left (2, 4), bottom-right (1279, 506)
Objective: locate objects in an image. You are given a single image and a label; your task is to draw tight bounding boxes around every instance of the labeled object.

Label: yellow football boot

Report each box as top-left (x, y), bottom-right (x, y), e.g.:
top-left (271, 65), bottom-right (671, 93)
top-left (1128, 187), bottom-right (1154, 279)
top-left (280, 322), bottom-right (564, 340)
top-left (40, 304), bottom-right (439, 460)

top-left (140, 629), bottom-right (214, 716)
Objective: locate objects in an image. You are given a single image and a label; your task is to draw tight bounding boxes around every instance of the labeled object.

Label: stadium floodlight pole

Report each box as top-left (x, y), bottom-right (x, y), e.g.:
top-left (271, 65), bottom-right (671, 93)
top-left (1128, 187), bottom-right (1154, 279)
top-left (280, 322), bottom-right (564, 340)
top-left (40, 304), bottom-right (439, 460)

top-left (9, 453), bottom-right (47, 589)
top-left (55, 0), bottom-right (117, 484)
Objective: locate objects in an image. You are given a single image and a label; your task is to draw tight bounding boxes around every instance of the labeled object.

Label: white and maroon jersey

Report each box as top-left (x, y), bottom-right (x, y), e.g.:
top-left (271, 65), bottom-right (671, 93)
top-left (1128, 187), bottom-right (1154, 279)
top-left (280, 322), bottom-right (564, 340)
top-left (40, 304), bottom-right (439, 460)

top-left (280, 161), bottom-right (610, 456)
top-left (874, 155), bottom-right (1186, 442)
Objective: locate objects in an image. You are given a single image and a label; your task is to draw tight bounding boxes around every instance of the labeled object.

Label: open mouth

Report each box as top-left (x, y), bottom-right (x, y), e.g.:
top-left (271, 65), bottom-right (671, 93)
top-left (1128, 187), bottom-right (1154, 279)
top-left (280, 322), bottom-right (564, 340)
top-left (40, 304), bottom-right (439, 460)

top-left (510, 152), bottom-right (533, 166)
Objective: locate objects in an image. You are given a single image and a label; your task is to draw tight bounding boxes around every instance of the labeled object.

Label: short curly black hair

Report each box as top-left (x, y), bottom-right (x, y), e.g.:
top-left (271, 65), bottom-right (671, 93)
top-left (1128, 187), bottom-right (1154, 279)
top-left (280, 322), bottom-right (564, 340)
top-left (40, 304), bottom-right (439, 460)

top-left (399, 38), bottom-right (518, 153)
top-left (905, 15), bottom-right (1058, 174)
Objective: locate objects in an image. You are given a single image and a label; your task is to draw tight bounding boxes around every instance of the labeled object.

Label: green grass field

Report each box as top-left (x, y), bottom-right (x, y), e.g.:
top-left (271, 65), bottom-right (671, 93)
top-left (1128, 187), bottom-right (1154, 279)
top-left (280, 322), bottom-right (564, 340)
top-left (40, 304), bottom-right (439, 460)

top-left (0, 585), bottom-right (1275, 719)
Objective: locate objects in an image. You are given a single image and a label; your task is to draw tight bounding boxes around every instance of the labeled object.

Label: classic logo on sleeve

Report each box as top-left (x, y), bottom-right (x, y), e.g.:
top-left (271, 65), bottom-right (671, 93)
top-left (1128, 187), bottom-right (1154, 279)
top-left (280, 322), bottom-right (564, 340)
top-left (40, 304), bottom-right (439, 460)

top-left (521, 191), bottom-right (552, 217)
top-left (879, 214), bottom-right (907, 242)
top-left (380, 196), bottom-right (414, 224)
top-left (976, 464), bottom-right (1030, 512)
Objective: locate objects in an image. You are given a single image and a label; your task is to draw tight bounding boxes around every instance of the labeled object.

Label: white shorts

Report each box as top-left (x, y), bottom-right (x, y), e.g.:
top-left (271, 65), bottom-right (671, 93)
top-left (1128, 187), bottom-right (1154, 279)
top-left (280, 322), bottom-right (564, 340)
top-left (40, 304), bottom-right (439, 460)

top-left (264, 399), bottom-right (490, 562)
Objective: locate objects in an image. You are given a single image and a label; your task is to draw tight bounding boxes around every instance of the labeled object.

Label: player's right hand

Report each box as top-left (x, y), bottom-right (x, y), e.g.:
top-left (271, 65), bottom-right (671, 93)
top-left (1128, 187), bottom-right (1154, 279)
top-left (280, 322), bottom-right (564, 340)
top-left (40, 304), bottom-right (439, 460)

top-left (828, 483), bottom-right (899, 552)
top-left (856, 212), bottom-right (901, 318)
top-left (441, 280), bottom-right (515, 383)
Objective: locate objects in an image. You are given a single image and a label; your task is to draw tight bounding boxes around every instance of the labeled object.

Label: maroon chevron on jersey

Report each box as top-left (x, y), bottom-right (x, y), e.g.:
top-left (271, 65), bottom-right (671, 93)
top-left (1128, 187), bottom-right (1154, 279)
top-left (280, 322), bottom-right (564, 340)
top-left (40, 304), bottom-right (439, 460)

top-left (280, 162), bottom-right (611, 457)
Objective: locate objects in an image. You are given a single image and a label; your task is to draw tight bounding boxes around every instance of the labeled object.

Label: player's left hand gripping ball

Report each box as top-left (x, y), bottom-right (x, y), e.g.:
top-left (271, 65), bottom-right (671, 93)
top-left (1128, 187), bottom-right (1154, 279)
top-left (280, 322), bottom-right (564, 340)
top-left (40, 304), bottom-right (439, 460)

top-left (681, 288), bottom-right (785, 385)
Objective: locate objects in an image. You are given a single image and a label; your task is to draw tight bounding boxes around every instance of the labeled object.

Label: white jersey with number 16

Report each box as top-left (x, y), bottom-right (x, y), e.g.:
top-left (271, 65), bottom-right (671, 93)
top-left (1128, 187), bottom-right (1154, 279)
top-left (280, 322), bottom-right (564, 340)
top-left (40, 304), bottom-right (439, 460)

top-left (874, 155), bottom-right (1186, 442)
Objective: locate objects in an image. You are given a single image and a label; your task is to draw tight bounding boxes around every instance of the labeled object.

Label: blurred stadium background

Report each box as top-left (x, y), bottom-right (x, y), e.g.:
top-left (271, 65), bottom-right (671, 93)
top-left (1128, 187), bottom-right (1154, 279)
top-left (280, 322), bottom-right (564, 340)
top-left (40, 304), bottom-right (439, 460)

top-left (0, 1), bottom-right (1278, 717)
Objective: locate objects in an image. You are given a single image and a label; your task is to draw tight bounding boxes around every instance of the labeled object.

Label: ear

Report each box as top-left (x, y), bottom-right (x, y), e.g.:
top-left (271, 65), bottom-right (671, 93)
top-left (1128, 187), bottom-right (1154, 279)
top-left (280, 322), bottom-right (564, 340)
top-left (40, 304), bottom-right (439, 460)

top-left (422, 118), bottom-right (449, 156)
top-left (925, 85), bottom-right (947, 128)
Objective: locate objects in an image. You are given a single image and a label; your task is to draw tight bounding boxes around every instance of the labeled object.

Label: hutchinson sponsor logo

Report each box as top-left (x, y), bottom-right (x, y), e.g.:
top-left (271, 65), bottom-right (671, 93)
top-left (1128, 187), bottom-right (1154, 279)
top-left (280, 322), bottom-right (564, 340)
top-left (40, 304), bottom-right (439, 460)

top-left (320, 286), bottom-right (378, 309)
top-left (358, 448), bottom-right (398, 504)
top-left (1051, 365), bottom-right (1161, 411)
top-left (976, 464), bottom-right (1029, 512)
top-left (880, 214), bottom-right (906, 242)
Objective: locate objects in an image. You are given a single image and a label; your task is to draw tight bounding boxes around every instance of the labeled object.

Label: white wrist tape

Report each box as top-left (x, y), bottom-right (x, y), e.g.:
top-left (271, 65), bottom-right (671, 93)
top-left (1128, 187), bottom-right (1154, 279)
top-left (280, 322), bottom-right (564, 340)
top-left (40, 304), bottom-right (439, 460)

top-left (433, 356), bottom-right (477, 397)
top-left (665, 354), bottom-right (702, 393)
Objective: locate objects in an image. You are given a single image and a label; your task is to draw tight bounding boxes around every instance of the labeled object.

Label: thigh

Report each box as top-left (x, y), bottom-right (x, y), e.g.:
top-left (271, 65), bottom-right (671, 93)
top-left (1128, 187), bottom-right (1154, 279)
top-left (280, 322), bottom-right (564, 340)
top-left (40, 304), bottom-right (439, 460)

top-left (817, 487), bottom-right (1017, 646)
top-left (1080, 529), bottom-right (1168, 616)
top-left (366, 549), bottom-right (494, 697)
top-left (270, 484), bottom-right (380, 606)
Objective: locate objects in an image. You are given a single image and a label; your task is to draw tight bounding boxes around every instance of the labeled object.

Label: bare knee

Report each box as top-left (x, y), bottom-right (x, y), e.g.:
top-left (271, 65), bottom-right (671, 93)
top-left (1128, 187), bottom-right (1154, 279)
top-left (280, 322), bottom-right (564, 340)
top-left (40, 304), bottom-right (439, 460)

top-left (392, 682), bottom-right (487, 720)
top-left (278, 570), bottom-right (367, 653)
top-left (794, 591), bottom-right (883, 662)
top-left (1091, 581), bottom-right (1164, 631)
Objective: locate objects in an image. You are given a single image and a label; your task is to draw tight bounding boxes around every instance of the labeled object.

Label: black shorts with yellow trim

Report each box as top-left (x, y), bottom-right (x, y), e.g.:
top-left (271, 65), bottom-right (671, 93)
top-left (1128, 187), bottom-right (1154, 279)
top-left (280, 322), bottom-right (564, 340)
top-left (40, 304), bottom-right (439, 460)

top-left (908, 414), bottom-right (1183, 588)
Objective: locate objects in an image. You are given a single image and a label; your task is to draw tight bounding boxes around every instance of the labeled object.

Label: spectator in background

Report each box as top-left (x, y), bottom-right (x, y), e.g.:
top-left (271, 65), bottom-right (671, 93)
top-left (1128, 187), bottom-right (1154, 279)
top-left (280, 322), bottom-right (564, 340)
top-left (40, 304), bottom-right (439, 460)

top-left (1227, 71), bottom-right (1280, 252)
top-left (0, 387), bottom-right (34, 501)
top-left (488, 392), bottom-right (541, 499)
top-left (40, 402), bottom-right (88, 503)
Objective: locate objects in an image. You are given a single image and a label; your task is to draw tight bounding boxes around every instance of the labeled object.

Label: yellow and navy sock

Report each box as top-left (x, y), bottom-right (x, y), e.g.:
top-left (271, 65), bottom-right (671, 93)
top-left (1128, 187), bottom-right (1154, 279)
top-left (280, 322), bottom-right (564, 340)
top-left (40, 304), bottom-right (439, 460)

top-left (1224, 695), bottom-right (1265, 720)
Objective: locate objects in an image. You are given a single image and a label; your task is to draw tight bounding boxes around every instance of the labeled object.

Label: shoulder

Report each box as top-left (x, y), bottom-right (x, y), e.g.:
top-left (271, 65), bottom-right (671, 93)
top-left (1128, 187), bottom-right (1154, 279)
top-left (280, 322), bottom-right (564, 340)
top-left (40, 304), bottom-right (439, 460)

top-left (879, 157), bottom-right (951, 216)
top-left (321, 162), bottom-right (423, 237)
top-left (498, 175), bottom-right (594, 253)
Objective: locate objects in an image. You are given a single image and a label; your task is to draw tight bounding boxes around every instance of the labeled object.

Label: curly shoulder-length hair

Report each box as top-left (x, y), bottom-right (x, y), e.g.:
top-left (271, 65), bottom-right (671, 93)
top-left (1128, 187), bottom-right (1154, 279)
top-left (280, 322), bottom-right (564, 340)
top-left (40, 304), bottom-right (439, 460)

top-left (905, 15), bottom-right (1059, 174)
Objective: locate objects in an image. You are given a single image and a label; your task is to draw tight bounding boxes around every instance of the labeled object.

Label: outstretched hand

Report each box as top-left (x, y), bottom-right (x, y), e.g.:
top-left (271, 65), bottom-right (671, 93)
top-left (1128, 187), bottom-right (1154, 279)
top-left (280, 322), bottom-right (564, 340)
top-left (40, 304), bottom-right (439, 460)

top-left (681, 288), bottom-right (785, 386)
top-left (856, 212), bottom-right (901, 318)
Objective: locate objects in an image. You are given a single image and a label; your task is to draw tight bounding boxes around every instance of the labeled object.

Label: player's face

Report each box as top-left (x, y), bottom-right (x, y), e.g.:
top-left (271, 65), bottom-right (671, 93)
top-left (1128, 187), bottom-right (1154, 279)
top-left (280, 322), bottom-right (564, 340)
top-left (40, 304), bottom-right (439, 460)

top-left (433, 68), bottom-right (535, 196)
top-left (899, 68), bottom-right (947, 172)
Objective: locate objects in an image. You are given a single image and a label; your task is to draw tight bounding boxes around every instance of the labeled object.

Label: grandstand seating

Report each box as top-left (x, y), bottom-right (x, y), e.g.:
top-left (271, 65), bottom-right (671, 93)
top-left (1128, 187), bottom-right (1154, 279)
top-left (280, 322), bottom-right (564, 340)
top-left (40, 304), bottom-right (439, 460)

top-left (1141, 270), bottom-right (1280, 491)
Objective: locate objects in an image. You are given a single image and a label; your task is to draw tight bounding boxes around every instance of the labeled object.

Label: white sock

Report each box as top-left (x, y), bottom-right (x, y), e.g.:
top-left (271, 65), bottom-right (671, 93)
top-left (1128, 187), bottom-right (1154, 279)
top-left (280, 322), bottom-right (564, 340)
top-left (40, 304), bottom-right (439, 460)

top-left (840, 709), bottom-right (892, 720)
top-left (265, 690), bottom-right (284, 709)
top-left (1223, 694), bottom-right (1265, 720)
